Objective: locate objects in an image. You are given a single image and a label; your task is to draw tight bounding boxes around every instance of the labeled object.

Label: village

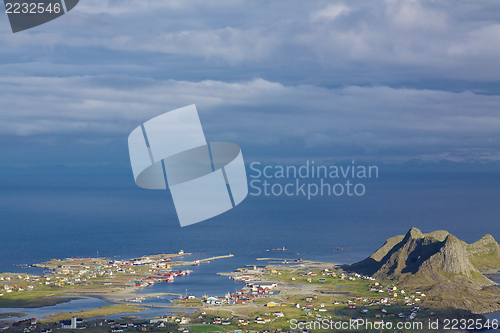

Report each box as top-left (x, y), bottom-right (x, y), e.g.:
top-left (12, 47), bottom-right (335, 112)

top-left (137, 262), bottom-right (436, 332)
top-left (0, 251), bottom-right (197, 301)
top-left (0, 251), bottom-right (239, 311)
top-left (0, 254), bottom-right (453, 333)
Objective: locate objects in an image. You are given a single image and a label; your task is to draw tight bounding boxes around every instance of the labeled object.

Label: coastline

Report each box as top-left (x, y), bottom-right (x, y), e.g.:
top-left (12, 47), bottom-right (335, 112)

top-left (1, 247), bottom-right (499, 333)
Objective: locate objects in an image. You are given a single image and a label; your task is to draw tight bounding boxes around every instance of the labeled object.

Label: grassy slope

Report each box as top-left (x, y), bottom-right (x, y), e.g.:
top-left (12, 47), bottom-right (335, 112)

top-left (42, 304), bottom-right (144, 322)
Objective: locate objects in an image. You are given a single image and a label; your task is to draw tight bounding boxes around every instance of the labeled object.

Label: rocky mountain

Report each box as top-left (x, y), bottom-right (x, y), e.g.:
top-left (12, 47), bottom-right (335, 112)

top-left (467, 234), bottom-right (500, 273)
top-left (345, 227), bottom-right (500, 314)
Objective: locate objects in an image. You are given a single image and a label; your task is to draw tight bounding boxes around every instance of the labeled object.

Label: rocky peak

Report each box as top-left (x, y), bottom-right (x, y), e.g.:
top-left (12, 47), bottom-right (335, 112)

top-left (345, 228), bottom-right (500, 315)
top-left (346, 228), bottom-right (499, 288)
top-left (467, 234), bottom-right (500, 272)
top-left (403, 227), bottom-right (424, 241)
top-left (434, 235), bottom-right (476, 277)
top-left (424, 230), bottom-right (450, 242)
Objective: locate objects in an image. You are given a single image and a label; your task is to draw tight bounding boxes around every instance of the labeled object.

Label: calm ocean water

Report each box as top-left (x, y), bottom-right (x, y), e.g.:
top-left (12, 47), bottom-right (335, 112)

top-left (0, 169), bottom-right (499, 322)
top-left (0, 169), bottom-right (499, 279)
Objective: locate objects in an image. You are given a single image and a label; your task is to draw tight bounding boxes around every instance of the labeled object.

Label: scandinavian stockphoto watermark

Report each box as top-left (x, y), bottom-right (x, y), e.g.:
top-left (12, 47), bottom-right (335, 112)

top-left (128, 105), bottom-right (248, 227)
top-left (3, 0), bottom-right (79, 33)
top-left (249, 160), bottom-right (378, 199)
top-left (289, 318), bottom-right (424, 331)
top-left (289, 318), bottom-right (499, 331)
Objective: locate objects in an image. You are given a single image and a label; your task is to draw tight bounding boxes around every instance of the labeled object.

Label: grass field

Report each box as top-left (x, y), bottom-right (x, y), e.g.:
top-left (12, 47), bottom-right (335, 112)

top-left (173, 299), bottom-right (203, 307)
top-left (188, 325), bottom-right (224, 333)
top-left (0, 312), bottom-right (28, 319)
top-left (0, 290), bottom-right (77, 308)
top-left (42, 304), bottom-right (144, 322)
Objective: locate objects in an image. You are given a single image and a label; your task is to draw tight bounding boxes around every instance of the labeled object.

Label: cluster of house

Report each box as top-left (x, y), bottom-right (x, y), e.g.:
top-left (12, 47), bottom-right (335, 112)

top-left (293, 269), bottom-right (428, 310)
top-left (107, 257), bottom-right (193, 287)
top-left (232, 266), bottom-right (264, 281)
top-left (204, 296), bottom-right (224, 305)
top-left (212, 317), bottom-right (232, 325)
top-left (345, 288), bottom-right (400, 309)
top-left (358, 304), bottom-right (425, 321)
top-left (134, 269), bottom-right (191, 287)
top-left (19, 260), bottom-right (136, 290)
top-left (0, 275), bottom-right (37, 296)
top-left (0, 253), bottom-right (191, 296)
top-left (0, 318), bottom-right (38, 332)
top-left (60, 316), bottom-right (190, 333)
top-left (211, 311), bottom-right (285, 327)
top-left (402, 291), bottom-right (426, 306)
top-left (111, 256), bottom-right (172, 269)
top-left (60, 317), bottom-right (84, 329)
top-left (0, 269), bottom-right (116, 292)
top-left (365, 283), bottom-right (427, 306)
top-left (108, 315), bottom-right (189, 332)
top-left (202, 281), bottom-right (279, 306)
top-left (289, 295), bottom-right (337, 324)
top-left (149, 316), bottom-right (189, 326)
top-left (2, 315), bottom-right (193, 333)
top-left (1, 284), bottom-right (34, 295)
top-left (293, 294), bottom-right (327, 314)
top-left (293, 268), bottom-right (376, 284)
top-left (407, 305), bottom-right (425, 320)
top-left (340, 284), bottom-right (429, 321)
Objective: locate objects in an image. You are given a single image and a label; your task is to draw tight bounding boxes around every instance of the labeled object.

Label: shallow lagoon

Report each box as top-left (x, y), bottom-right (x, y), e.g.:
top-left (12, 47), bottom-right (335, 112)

top-left (0, 298), bottom-right (111, 321)
top-left (0, 297), bottom-right (195, 322)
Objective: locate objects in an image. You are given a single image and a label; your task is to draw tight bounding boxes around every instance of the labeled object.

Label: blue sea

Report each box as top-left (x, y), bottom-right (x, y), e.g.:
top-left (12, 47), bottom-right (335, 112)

top-left (0, 166), bottom-right (499, 299)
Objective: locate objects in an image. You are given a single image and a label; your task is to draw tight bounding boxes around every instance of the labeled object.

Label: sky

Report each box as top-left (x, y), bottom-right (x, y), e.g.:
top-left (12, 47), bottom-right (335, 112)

top-left (1, 0), bottom-right (500, 169)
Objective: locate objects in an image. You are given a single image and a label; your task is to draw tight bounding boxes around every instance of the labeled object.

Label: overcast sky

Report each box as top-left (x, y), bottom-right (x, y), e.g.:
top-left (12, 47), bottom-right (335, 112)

top-left (1, 0), bottom-right (500, 168)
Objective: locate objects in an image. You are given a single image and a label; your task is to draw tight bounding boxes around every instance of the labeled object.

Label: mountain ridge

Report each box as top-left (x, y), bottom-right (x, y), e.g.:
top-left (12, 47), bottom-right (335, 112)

top-left (345, 227), bottom-right (500, 314)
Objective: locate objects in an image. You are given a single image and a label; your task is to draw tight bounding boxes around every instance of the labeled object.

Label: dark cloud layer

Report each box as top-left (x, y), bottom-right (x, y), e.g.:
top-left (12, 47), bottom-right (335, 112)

top-left (1, 0), bottom-right (500, 165)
